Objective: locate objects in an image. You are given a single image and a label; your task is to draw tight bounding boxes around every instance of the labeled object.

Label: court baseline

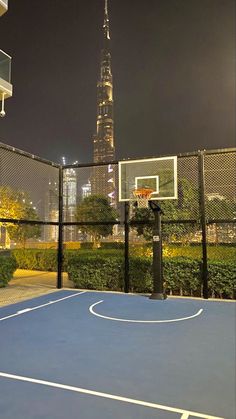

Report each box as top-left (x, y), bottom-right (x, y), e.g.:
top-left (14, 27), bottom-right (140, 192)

top-left (0, 372), bottom-right (224, 419)
top-left (0, 291), bottom-right (86, 322)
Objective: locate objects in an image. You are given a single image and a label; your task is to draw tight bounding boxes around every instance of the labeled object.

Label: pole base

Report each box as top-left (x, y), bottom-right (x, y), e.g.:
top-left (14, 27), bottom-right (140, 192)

top-left (149, 293), bottom-right (167, 300)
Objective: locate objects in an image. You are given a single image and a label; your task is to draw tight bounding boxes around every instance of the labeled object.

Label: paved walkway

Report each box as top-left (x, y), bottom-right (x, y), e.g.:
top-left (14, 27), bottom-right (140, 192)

top-left (0, 269), bottom-right (74, 307)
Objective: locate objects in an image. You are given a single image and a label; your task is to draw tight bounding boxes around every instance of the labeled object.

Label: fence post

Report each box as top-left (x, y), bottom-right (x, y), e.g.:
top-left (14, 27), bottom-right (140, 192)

top-left (124, 202), bottom-right (130, 293)
top-left (57, 166), bottom-right (63, 289)
top-left (198, 151), bottom-right (208, 299)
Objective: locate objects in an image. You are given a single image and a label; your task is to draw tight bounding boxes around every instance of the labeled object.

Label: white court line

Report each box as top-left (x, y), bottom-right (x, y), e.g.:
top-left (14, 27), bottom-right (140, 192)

top-left (0, 372), bottom-right (224, 419)
top-left (89, 300), bottom-right (204, 323)
top-left (0, 291), bottom-right (86, 322)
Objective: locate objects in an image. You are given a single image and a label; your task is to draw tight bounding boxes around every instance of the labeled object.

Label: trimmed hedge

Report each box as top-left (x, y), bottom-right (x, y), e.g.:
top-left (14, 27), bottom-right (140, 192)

top-left (100, 242), bottom-right (125, 249)
top-left (0, 255), bottom-right (18, 287)
top-left (67, 254), bottom-right (236, 299)
top-left (12, 249), bottom-right (123, 272)
top-left (67, 255), bottom-right (124, 291)
top-left (12, 249), bottom-right (58, 271)
top-left (133, 257), bottom-right (236, 298)
top-left (80, 242), bottom-right (94, 249)
top-left (163, 244), bottom-right (236, 262)
top-left (163, 258), bottom-right (201, 296)
top-left (208, 261), bottom-right (236, 298)
top-left (125, 257), bottom-right (203, 295)
top-left (12, 249), bottom-right (236, 298)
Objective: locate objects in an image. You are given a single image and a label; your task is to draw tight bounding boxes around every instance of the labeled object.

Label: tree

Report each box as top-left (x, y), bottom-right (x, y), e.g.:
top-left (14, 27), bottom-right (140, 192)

top-left (76, 195), bottom-right (118, 245)
top-left (205, 197), bottom-right (236, 244)
top-left (0, 186), bottom-right (25, 220)
top-left (206, 197), bottom-right (235, 220)
top-left (130, 179), bottom-right (199, 243)
top-left (7, 207), bottom-right (41, 248)
top-left (0, 186), bottom-right (41, 247)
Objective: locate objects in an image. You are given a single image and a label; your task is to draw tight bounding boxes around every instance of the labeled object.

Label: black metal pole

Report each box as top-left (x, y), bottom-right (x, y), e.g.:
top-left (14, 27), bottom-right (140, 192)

top-left (57, 166), bottom-right (63, 289)
top-left (149, 202), bottom-right (166, 300)
top-left (124, 202), bottom-right (130, 293)
top-left (198, 151), bottom-right (208, 299)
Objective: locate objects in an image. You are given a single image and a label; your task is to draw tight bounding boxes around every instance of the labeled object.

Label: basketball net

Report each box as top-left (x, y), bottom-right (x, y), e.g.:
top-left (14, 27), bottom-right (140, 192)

top-left (132, 188), bottom-right (154, 208)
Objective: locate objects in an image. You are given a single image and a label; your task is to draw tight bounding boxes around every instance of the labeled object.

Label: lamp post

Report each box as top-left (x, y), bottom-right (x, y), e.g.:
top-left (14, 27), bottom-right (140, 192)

top-left (149, 201), bottom-right (166, 300)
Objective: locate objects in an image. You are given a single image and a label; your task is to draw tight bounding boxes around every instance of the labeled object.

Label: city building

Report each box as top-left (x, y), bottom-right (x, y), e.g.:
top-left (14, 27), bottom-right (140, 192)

top-left (82, 181), bottom-right (91, 199)
top-left (91, 0), bottom-right (116, 207)
top-left (45, 180), bottom-right (59, 242)
top-left (63, 168), bottom-right (77, 241)
top-left (0, 1), bottom-right (12, 117)
top-left (0, 0), bottom-right (8, 16)
top-left (0, 0), bottom-right (11, 247)
top-left (45, 167), bottom-right (78, 243)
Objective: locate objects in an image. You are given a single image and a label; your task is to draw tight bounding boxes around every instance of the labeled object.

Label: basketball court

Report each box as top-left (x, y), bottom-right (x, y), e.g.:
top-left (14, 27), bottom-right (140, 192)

top-left (0, 151), bottom-right (235, 418)
top-left (0, 290), bottom-right (235, 419)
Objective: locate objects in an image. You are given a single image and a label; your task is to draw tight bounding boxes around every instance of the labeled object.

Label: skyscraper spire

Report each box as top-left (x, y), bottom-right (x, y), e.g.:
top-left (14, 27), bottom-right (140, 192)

top-left (103, 0), bottom-right (110, 40)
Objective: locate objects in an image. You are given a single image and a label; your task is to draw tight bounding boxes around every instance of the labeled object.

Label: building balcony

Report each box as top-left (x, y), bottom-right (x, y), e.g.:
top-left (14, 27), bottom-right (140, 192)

top-left (0, 49), bottom-right (12, 99)
top-left (0, 0), bottom-right (8, 16)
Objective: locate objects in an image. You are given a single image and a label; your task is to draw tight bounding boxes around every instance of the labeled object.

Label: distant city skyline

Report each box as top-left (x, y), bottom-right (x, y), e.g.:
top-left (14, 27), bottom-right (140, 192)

top-left (0, 0), bottom-right (235, 164)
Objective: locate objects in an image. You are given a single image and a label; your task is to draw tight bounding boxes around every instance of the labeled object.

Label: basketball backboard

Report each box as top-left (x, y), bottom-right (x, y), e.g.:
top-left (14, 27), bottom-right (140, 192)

top-left (118, 156), bottom-right (177, 201)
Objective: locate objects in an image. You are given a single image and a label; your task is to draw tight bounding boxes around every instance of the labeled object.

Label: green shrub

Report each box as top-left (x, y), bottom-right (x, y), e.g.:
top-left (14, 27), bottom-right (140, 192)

top-left (12, 248), bottom-right (236, 299)
top-left (12, 249), bottom-right (58, 271)
top-left (129, 257), bottom-right (201, 295)
top-left (163, 244), bottom-right (236, 262)
top-left (0, 250), bottom-right (11, 257)
top-left (68, 254), bottom-right (235, 298)
top-left (129, 257), bottom-right (153, 293)
top-left (208, 261), bottom-right (236, 298)
top-left (207, 246), bottom-right (236, 262)
top-left (0, 255), bottom-right (18, 287)
top-left (67, 255), bottom-right (123, 291)
top-left (12, 248), bottom-right (123, 272)
top-left (67, 254), bottom-right (203, 295)
top-left (100, 242), bottom-right (125, 249)
top-left (80, 242), bottom-right (94, 249)
top-left (163, 258), bottom-right (201, 296)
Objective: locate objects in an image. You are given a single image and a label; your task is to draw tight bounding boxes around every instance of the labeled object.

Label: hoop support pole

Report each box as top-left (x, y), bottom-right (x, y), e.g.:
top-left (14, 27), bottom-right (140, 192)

top-left (149, 204), bottom-right (166, 300)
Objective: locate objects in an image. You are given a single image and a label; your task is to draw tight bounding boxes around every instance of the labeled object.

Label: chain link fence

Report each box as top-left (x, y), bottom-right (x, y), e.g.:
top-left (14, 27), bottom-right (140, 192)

top-left (0, 142), bottom-right (235, 301)
top-left (0, 143), bottom-right (60, 303)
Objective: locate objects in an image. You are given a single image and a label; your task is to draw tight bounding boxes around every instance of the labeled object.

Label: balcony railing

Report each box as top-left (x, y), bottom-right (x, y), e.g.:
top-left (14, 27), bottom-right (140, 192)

top-left (0, 0), bottom-right (8, 16)
top-left (0, 49), bottom-right (12, 98)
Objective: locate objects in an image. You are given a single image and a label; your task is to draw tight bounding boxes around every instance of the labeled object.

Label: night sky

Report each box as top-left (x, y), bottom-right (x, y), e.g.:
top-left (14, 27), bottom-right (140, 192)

top-left (0, 0), bottom-right (235, 164)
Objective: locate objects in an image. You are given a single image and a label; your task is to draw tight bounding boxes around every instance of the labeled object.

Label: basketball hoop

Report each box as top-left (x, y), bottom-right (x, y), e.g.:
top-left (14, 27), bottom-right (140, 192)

top-left (132, 188), bottom-right (154, 208)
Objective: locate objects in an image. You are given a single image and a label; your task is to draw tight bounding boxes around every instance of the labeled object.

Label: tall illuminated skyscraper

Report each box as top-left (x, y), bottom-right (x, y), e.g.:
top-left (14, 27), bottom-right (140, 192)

top-left (91, 0), bottom-right (116, 206)
top-left (93, 0), bottom-right (115, 162)
top-left (63, 168), bottom-right (77, 241)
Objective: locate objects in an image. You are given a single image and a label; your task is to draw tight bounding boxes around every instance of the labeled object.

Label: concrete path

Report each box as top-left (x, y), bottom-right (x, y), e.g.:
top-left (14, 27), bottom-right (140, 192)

top-left (0, 269), bottom-right (74, 307)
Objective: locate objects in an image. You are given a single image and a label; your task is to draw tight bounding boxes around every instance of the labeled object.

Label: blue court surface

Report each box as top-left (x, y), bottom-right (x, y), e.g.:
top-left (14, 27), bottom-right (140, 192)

top-left (0, 290), bottom-right (235, 419)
